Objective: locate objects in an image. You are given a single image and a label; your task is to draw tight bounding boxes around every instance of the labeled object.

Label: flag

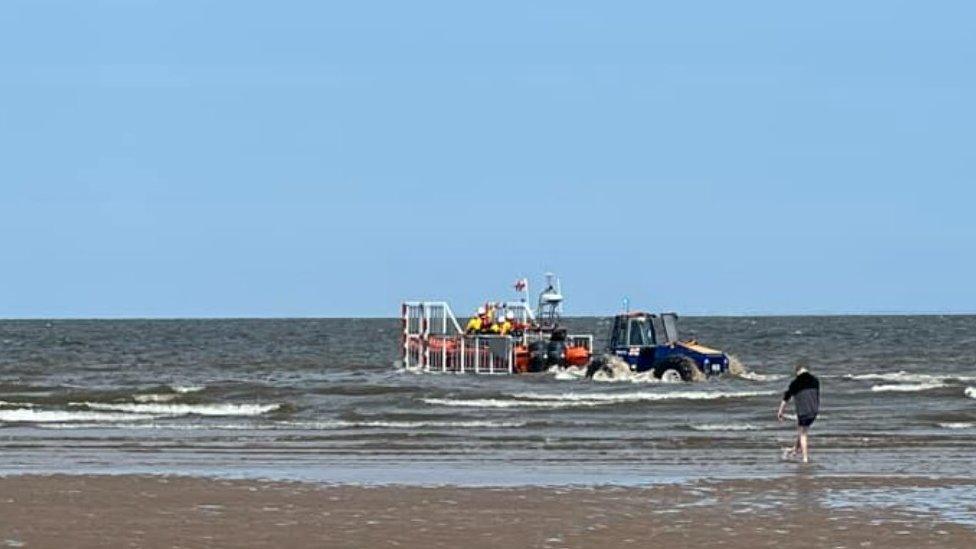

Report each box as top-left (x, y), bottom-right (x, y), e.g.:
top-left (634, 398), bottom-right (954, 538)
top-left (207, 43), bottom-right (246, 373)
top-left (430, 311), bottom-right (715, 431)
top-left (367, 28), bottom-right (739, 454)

top-left (514, 278), bottom-right (528, 292)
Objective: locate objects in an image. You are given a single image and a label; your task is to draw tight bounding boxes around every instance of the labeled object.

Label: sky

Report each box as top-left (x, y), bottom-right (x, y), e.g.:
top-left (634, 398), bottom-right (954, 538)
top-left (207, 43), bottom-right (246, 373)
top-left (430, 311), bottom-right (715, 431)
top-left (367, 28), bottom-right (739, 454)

top-left (1, 1), bottom-right (974, 318)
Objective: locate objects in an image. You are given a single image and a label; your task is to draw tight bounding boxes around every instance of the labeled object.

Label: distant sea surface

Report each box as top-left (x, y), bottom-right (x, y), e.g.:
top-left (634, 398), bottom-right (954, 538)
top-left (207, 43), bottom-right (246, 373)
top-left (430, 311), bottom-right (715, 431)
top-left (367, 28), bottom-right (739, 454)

top-left (1, 316), bottom-right (974, 485)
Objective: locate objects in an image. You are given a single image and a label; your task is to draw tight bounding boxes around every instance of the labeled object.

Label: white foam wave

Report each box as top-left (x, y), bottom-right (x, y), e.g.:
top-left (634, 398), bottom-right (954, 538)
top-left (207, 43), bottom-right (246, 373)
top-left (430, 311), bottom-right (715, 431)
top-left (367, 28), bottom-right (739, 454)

top-left (551, 365), bottom-right (679, 384)
top-left (33, 419), bottom-right (529, 431)
top-left (70, 402), bottom-right (281, 416)
top-left (575, 356), bottom-right (670, 384)
top-left (133, 394), bottom-right (179, 403)
top-left (552, 367), bottom-right (587, 381)
top-left (591, 370), bottom-right (665, 384)
top-left (424, 390), bottom-right (773, 409)
top-left (172, 385), bottom-right (205, 394)
top-left (512, 390), bottom-right (774, 403)
top-left (938, 422), bottom-right (974, 430)
top-left (966, 387), bottom-right (976, 400)
top-left (0, 401), bottom-right (35, 408)
top-left (690, 423), bottom-right (761, 432)
top-left (735, 371), bottom-right (786, 382)
top-left (422, 398), bottom-right (585, 409)
top-left (0, 409), bottom-right (153, 423)
top-left (296, 420), bottom-right (528, 429)
top-left (870, 383), bottom-right (947, 393)
top-left (847, 371), bottom-right (976, 384)
top-left (35, 422), bottom-right (244, 430)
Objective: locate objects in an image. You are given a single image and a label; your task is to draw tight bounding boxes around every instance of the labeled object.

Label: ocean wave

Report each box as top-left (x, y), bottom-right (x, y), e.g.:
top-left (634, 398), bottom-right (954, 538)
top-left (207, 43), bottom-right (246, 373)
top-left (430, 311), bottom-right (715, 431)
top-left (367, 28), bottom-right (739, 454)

top-left (938, 422), bottom-right (974, 430)
top-left (34, 422), bottom-right (235, 430)
top-left (422, 398), bottom-right (586, 409)
top-left (69, 402), bottom-right (282, 417)
top-left (735, 371), bottom-right (786, 382)
top-left (0, 401), bottom-right (35, 408)
top-left (294, 420), bottom-right (528, 429)
top-left (870, 383), bottom-right (947, 393)
top-left (512, 390), bottom-right (774, 403)
top-left (172, 385), bottom-right (205, 394)
top-left (847, 371), bottom-right (976, 384)
top-left (133, 394), bottom-right (179, 403)
top-left (0, 409), bottom-right (153, 423)
top-left (966, 387), bottom-right (975, 399)
top-left (690, 423), bottom-right (761, 431)
top-left (552, 367), bottom-right (587, 381)
top-left (424, 390), bottom-right (773, 409)
top-left (591, 370), bottom-right (665, 384)
top-left (33, 419), bottom-right (529, 431)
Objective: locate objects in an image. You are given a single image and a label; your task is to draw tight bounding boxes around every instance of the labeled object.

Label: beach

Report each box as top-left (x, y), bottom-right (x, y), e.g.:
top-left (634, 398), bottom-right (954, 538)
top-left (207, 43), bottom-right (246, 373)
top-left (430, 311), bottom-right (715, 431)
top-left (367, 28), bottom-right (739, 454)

top-left (1, 474), bottom-right (974, 548)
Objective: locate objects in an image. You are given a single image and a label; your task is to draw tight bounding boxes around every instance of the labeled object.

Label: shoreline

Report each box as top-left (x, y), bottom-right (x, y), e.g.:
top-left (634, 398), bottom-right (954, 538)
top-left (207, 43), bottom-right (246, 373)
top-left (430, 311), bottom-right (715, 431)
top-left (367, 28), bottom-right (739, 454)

top-left (2, 467), bottom-right (976, 488)
top-left (1, 474), bottom-right (973, 548)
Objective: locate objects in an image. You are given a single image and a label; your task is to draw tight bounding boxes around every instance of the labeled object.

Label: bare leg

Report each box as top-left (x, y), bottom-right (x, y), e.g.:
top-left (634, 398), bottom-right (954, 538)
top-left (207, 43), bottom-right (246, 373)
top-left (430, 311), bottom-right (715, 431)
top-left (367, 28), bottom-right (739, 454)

top-left (783, 431), bottom-right (801, 460)
top-left (798, 426), bottom-right (809, 463)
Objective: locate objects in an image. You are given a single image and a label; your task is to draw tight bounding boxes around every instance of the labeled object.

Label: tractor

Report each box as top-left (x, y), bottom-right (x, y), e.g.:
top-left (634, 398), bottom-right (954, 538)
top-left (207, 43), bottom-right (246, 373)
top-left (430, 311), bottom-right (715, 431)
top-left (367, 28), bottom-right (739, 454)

top-left (595, 312), bottom-right (730, 382)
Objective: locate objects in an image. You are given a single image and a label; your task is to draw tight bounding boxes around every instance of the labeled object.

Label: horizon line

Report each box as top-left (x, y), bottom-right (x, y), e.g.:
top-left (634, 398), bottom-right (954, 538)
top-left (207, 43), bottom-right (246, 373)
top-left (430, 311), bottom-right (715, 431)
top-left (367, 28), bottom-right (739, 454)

top-left (2, 311), bottom-right (974, 321)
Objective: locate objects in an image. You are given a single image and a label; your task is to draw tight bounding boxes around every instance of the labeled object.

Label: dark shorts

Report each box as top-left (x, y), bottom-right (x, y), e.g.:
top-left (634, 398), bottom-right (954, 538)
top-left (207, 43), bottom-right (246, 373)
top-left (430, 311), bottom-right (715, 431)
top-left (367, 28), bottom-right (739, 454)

top-left (797, 415), bottom-right (817, 428)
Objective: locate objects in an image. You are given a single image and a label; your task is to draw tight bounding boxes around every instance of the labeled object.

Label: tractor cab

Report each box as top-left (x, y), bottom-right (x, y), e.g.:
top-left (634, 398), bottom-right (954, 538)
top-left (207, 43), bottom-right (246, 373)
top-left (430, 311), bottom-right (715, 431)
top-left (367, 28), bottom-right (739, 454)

top-left (608, 312), bottom-right (730, 380)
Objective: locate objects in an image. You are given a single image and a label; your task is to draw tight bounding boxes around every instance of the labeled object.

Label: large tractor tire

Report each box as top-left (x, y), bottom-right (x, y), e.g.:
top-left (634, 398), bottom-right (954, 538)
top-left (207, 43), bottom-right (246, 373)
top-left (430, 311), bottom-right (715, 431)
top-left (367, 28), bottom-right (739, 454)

top-left (654, 355), bottom-right (702, 382)
top-left (585, 354), bottom-right (631, 380)
top-left (546, 340), bottom-right (567, 368)
top-left (585, 355), bottom-right (607, 378)
top-left (527, 341), bottom-right (548, 373)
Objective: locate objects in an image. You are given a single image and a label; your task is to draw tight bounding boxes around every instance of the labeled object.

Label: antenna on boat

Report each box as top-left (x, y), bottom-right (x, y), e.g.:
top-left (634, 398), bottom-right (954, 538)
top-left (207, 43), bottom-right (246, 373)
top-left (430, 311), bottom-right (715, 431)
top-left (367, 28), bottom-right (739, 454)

top-left (538, 272), bottom-right (564, 329)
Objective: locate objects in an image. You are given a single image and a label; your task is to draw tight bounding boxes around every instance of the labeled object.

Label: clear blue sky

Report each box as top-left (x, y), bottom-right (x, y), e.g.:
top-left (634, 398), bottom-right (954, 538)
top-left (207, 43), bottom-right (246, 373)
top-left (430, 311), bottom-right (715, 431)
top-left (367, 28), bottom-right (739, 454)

top-left (2, 1), bottom-right (974, 318)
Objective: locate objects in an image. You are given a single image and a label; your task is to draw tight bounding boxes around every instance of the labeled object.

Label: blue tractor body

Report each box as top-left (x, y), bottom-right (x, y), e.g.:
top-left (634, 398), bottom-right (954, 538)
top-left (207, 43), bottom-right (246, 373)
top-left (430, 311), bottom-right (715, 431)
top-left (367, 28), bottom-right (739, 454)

top-left (608, 312), bottom-right (730, 379)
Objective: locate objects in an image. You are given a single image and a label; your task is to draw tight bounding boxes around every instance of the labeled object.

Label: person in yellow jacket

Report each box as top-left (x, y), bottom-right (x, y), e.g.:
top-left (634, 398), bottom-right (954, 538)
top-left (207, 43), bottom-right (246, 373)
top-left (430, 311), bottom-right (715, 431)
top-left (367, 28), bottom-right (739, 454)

top-left (491, 313), bottom-right (513, 336)
top-left (484, 304), bottom-right (496, 333)
top-left (465, 306), bottom-right (486, 334)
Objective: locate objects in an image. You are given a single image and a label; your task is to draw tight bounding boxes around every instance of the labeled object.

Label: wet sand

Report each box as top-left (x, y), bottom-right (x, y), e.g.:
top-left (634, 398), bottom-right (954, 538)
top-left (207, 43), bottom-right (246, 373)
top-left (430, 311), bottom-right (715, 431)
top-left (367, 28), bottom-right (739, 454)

top-left (0, 475), bottom-right (974, 548)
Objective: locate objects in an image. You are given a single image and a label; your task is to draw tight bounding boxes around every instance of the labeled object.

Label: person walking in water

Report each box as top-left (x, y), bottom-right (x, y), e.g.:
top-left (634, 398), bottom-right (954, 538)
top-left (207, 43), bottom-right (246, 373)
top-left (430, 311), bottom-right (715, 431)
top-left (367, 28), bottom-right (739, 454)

top-left (778, 361), bottom-right (820, 463)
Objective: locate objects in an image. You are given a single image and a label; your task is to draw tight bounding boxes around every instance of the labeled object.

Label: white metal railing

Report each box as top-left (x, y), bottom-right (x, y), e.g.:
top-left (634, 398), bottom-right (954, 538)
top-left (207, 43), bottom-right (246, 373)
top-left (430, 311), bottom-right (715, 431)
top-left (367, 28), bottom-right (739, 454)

top-left (404, 334), bottom-right (516, 374)
top-left (402, 301), bottom-right (515, 374)
top-left (568, 334), bottom-right (593, 352)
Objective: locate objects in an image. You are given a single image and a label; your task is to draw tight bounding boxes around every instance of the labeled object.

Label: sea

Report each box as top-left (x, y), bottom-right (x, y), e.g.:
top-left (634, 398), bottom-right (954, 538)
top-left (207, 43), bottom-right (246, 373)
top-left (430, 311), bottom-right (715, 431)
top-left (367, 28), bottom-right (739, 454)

top-left (1, 316), bottom-right (974, 485)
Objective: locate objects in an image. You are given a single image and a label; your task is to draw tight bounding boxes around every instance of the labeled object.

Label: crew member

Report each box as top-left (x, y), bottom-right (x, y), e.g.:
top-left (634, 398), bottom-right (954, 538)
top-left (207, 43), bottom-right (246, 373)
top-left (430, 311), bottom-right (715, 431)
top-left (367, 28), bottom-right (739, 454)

top-left (466, 306), bottom-right (486, 334)
top-left (483, 303), bottom-right (496, 333)
top-left (492, 313), bottom-right (513, 335)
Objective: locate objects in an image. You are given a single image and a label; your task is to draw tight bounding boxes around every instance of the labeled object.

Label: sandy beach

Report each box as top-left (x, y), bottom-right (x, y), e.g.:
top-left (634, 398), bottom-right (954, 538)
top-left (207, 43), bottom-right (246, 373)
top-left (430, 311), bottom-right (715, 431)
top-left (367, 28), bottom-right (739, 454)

top-left (1, 474), bottom-right (973, 548)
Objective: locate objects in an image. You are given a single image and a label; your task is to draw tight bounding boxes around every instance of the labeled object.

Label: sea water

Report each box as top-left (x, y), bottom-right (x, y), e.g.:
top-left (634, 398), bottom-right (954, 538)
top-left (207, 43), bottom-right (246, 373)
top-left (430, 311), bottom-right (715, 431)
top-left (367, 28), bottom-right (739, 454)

top-left (1, 316), bottom-right (974, 485)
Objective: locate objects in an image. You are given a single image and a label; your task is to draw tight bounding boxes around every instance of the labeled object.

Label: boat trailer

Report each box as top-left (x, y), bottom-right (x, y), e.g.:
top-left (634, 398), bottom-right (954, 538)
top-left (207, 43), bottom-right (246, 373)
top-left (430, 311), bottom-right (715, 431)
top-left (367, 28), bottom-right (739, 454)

top-left (400, 275), bottom-right (593, 374)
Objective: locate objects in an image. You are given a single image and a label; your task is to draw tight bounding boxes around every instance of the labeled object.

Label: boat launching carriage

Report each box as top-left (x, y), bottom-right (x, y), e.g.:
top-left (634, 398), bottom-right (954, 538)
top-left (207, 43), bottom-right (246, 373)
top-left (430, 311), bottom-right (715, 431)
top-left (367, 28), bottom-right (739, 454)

top-left (400, 274), bottom-right (731, 381)
top-left (402, 274), bottom-right (592, 375)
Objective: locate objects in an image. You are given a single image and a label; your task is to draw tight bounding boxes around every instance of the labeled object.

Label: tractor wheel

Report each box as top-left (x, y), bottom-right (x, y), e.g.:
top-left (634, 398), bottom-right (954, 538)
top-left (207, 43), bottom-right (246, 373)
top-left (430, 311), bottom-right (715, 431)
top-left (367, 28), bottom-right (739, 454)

top-left (654, 356), bottom-right (701, 382)
top-left (585, 356), bottom-right (607, 379)
top-left (527, 341), bottom-right (548, 373)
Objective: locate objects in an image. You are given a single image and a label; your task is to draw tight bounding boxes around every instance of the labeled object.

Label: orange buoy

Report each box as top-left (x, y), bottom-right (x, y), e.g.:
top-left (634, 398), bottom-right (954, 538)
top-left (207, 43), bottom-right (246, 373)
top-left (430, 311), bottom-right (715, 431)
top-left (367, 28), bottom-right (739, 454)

top-left (565, 345), bottom-right (590, 367)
